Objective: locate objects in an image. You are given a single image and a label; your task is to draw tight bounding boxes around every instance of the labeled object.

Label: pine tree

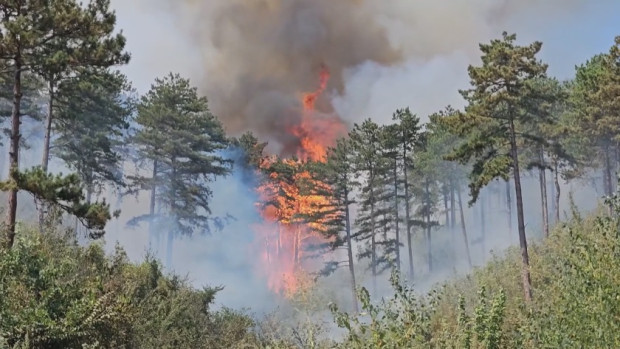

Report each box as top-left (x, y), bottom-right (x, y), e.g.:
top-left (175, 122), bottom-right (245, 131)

top-left (349, 119), bottom-right (388, 292)
top-left (391, 108), bottom-right (422, 280)
top-left (410, 130), bottom-right (440, 273)
top-left (571, 37), bottom-right (620, 198)
top-left (0, 0), bottom-right (121, 247)
top-left (53, 69), bottom-right (134, 204)
top-left (36, 0), bottom-right (130, 174)
top-left (319, 138), bottom-right (359, 312)
top-left (379, 124), bottom-right (403, 273)
top-left (128, 73), bottom-right (231, 267)
top-left (427, 108), bottom-right (472, 268)
top-left (444, 32), bottom-right (551, 302)
top-left (522, 77), bottom-right (572, 235)
top-left (232, 132), bottom-right (268, 170)
top-left (545, 81), bottom-right (584, 223)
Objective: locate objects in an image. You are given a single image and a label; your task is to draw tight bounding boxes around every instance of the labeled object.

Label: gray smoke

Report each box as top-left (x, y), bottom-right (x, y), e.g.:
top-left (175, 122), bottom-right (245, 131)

top-left (145, 0), bottom-right (588, 141)
top-left (166, 0), bottom-right (402, 155)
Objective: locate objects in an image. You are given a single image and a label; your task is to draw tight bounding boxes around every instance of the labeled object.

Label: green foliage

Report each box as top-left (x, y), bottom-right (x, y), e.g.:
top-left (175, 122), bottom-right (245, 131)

top-left (0, 0), bottom-right (130, 246)
top-left (54, 68), bottom-right (135, 198)
top-left (0, 232), bottom-right (134, 348)
top-left (1, 167), bottom-right (118, 239)
top-left (328, 196), bottom-right (620, 348)
top-left (0, 229), bottom-right (261, 348)
top-left (445, 32), bottom-right (550, 203)
top-left (349, 119), bottom-right (395, 275)
top-left (330, 270), bottom-right (437, 348)
top-left (128, 73), bottom-right (232, 235)
top-left (569, 36), bottom-right (620, 194)
top-left (231, 131), bottom-right (268, 170)
top-left (6, 205), bottom-right (618, 348)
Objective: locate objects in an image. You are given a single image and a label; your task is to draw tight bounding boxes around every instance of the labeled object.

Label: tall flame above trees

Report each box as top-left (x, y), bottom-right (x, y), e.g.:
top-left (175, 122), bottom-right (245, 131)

top-left (254, 66), bottom-right (343, 297)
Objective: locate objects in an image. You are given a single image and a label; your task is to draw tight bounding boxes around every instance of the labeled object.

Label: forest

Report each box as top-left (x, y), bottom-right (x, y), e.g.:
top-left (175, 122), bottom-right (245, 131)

top-left (1, 1), bottom-right (620, 348)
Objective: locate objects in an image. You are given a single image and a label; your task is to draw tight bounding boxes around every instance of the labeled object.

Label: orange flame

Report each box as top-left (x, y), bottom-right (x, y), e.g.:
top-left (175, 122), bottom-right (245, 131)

top-left (254, 65), bottom-right (345, 297)
top-left (290, 66), bottom-right (346, 162)
top-left (302, 66), bottom-right (330, 112)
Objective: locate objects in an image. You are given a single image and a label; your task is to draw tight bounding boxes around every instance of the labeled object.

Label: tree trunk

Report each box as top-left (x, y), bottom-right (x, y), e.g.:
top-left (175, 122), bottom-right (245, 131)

top-left (538, 150), bottom-right (549, 238)
top-left (480, 189), bottom-right (486, 262)
top-left (457, 184), bottom-right (472, 268)
top-left (450, 179), bottom-right (456, 229)
top-left (506, 179), bottom-right (513, 242)
top-left (509, 119), bottom-right (533, 302)
top-left (74, 216), bottom-right (79, 237)
top-left (148, 160), bottom-right (158, 252)
top-left (5, 58), bottom-right (23, 249)
top-left (550, 166), bottom-right (557, 225)
top-left (604, 147), bottom-right (613, 197)
top-left (344, 187), bottom-right (358, 313)
top-left (293, 224), bottom-right (301, 268)
top-left (0, 145), bottom-right (4, 178)
top-left (38, 82), bottom-right (55, 231)
top-left (166, 157), bottom-right (177, 269)
top-left (449, 178), bottom-right (457, 268)
top-left (370, 195), bottom-right (377, 294)
top-left (393, 161), bottom-right (401, 272)
top-left (554, 161), bottom-right (560, 223)
top-left (86, 186), bottom-right (93, 205)
top-left (443, 187), bottom-right (449, 227)
top-left (42, 82), bottom-right (54, 172)
top-left (425, 180), bottom-right (432, 273)
top-left (403, 149), bottom-right (414, 280)
top-left (277, 223), bottom-right (282, 258)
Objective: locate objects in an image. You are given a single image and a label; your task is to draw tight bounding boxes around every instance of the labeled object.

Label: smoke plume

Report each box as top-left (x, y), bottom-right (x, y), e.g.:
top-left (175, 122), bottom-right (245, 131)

top-left (153, 0), bottom-right (585, 150)
top-left (167, 0), bottom-right (401, 155)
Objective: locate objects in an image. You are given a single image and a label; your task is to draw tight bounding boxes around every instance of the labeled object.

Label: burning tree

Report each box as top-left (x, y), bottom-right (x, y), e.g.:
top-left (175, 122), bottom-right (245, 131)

top-left (255, 157), bottom-right (338, 297)
top-left (252, 65), bottom-right (346, 297)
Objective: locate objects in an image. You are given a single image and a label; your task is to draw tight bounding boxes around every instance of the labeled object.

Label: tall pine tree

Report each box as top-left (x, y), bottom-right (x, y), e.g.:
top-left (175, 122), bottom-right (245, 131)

top-left (320, 138), bottom-right (359, 312)
top-left (349, 119), bottom-right (387, 292)
top-left (391, 108), bottom-right (422, 280)
top-left (0, 0), bottom-right (121, 247)
top-left (53, 69), bottom-right (135, 203)
top-left (445, 32), bottom-right (550, 301)
top-left (128, 73), bottom-right (231, 267)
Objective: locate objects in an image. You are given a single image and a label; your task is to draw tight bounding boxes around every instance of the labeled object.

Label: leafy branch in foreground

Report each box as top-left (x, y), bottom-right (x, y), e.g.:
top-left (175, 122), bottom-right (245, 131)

top-left (1, 167), bottom-right (119, 240)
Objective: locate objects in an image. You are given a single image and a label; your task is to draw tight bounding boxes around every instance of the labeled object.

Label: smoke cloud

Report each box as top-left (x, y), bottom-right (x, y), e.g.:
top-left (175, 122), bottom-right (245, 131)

top-left (165, 0), bottom-right (402, 155)
top-left (149, 0), bottom-right (590, 143)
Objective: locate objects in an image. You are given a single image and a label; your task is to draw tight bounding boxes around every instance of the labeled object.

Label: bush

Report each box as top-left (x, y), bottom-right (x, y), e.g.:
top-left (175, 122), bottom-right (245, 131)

top-left (329, 201), bottom-right (620, 348)
top-left (0, 228), bottom-right (260, 348)
top-left (1, 196), bottom-right (619, 348)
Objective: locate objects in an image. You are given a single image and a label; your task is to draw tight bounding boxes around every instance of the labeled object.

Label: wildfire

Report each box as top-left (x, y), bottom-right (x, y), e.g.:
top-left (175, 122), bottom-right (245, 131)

top-left (254, 65), bottom-right (345, 297)
top-left (302, 66), bottom-right (330, 112)
top-left (290, 65), bottom-right (346, 162)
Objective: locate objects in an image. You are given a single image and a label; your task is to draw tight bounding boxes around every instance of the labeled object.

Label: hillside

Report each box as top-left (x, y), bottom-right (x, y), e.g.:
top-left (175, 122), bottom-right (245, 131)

top-left (2, 196), bottom-right (618, 348)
